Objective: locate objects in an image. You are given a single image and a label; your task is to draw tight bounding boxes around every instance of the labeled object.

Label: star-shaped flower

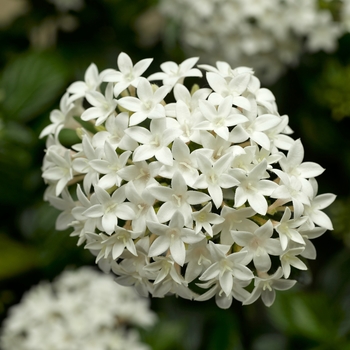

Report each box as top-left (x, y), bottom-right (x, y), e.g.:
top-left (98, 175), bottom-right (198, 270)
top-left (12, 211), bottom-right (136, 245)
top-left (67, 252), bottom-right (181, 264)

top-left (148, 57), bottom-right (202, 87)
top-left (193, 152), bottom-right (239, 208)
top-left (243, 268), bottom-right (296, 307)
top-left (102, 52), bottom-right (153, 96)
top-left (232, 220), bottom-right (282, 272)
top-left (199, 241), bottom-right (253, 297)
top-left (125, 118), bottom-right (181, 166)
top-left (147, 212), bottom-right (205, 266)
top-left (81, 82), bottom-right (117, 126)
top-left (232, 160), bottom-right (278, 215)
top-left (83, 186), bottom-right (135, 235)
top-left (118, 77), bottom-right (170, 126)
top-left (149, 171), bottom-right (210, 226)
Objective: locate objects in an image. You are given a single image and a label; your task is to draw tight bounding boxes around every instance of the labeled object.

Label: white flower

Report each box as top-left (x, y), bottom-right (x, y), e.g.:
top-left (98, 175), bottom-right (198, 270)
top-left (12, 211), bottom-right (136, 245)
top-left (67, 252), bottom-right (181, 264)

top-left (244, 268), bottom-right (297, 307)
top-left (198, 131), bottom-right (234, 162)
top-left (41, 54), bottom-right (334, 309)
top-left (196, 96), bottom-right (248, 140)
top-left (67, 63), bottom-right (100, 102)
top-left (184, 238), bottom-right (212, 282)
top-left (231, 220), bottom-right (282, 272)
top-left (280, 247), bottom-right (307, 278)
top-left (192, 202), bottom-right (224, 237)
top-left (205, 72), bottom-right (251, 110)
top-left (158, 137), bottom-right (199, 187)
top-left (193, 152), bottom-right (239, 208)
top-left (275, 207), bottom-right (307, 250)
top-left (81, 82), bottom-right (117, 126)
top-left (46, 189), bottom-right (76, 230)
top-left (149, 171), bottom-right (210, 225)
top-left (102, 52), bottom-right (153, 96)
top-left (199, 241), bottom-right (253, 297)
top-left (148, 57), bottom-right (202, 86)
top-left (143, 255), bottom-right (187, 286)
top-left (212, 205), bottom-right (256, 245)
top-left (83, 185), bottom-right (135, 235)
top-left (42, 146), bottom-right (73, 196)
top-left (92, 112), bottom-right (138, 151)
top-left (152, 274), bottom-right (195, 300)
top-left (39, 92), bottom-right (79, 138)
top-left (171, 99), bottom-right (202, 143)
top-left (116, 237), bottom-right (154, 297)
top-left (125, 182), bottom-right (157, 233)
top-left (126, 118), bottom-right (181, 166)
top-left (302, 178), bottom-right (336, 230)
top-left (86, 226), bottom-right (141, 261)
top-left (299, 227), bottom-right (326, 260)
top-left (118, 77), bottom-right (170, 126)
top-left (72, 135), bottom-right (101, 194)
top-left (118, 160), bottom-right (161, 192)
top-left (71, 184), bottom-right (101, 245)
top-left (278, 139), bottom-right (325, 180)
top-left (89, 141), bottom-right (131, 189)
top-left (271, 172), bottom-right (311, 218)
top-left (147, 212), bottom-right (205, 266)
top-left (232, 160), bottom-right (278, 215)
top-left (196, 277), bottom-right (251, 309)
top-left (168, 83), bottom-right (211, 114)
top-left (229, 109), bottom-right (282, 150)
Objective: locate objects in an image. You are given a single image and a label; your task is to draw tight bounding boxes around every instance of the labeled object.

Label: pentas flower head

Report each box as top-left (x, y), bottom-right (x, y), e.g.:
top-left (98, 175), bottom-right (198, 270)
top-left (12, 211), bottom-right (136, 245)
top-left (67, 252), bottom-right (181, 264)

top-left (41, 52), bottom-right (335, 309)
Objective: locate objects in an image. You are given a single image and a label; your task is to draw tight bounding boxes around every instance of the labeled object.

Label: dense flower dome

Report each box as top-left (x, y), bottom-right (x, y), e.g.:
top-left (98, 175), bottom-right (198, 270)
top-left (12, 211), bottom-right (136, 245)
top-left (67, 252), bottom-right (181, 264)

top-left (157, 0), bottom-right (348, 82)
top-left (0, 267), bottom-right (156, 350)
top-left (40, 53), bottom-right (335, 309)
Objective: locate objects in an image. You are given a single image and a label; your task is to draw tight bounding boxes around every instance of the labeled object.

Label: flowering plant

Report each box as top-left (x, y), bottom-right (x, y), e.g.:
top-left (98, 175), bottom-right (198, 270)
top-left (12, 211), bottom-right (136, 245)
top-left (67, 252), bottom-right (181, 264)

top-left (0, 267), bottom-right (156, 350)
top-left (41, 53), bottom-right (335, 308)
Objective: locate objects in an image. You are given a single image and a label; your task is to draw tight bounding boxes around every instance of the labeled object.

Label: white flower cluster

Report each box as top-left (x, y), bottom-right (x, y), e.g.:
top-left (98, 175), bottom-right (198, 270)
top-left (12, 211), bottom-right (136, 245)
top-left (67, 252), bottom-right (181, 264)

top-left (40, 53), bottom-right (335, 309)
top-left (0, 267), bottom-right (156, 350)
top-left (158, 0), bottom-right (348, 82)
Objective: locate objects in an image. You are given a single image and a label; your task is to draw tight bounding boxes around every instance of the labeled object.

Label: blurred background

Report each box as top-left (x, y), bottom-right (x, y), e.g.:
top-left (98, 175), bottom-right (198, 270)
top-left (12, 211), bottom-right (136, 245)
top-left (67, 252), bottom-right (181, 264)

top-left (0, 0), bottom-right (350, 349)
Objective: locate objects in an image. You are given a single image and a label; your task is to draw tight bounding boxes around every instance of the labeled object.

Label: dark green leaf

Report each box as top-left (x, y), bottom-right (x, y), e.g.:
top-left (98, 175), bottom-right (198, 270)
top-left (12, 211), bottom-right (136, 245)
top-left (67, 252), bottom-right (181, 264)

top-left (0, 51), bottom-right (70, 122)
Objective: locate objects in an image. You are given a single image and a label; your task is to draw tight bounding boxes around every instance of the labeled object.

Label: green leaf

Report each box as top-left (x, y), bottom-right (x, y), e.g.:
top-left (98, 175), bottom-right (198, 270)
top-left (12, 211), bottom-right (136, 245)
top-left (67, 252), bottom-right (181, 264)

top-left (0, 50), bottom-right (70, 122)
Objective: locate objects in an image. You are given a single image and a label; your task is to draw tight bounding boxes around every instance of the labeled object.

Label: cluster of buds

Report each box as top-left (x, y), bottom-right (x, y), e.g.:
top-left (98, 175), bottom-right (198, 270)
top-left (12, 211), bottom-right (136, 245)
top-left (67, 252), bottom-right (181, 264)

top-left (41, 53), bottom-right (335, 308)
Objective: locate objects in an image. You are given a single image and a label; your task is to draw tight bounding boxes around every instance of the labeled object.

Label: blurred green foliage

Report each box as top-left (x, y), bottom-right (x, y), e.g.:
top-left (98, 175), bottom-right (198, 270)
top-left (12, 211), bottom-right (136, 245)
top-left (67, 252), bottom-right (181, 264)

top-left (314, 60), bottom-right (350, 121)
top-left (0, 234), bottom-right (38, 280)
top-left (0, 51), bottom-right (70, 122)
top-left (0, 0), bottom-right (350, 349)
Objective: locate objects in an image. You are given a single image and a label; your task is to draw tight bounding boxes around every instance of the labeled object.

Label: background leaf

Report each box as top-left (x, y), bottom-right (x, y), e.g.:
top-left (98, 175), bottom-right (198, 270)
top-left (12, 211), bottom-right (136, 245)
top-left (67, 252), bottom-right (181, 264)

top-left (0, 50), bottom-right (70, 122)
